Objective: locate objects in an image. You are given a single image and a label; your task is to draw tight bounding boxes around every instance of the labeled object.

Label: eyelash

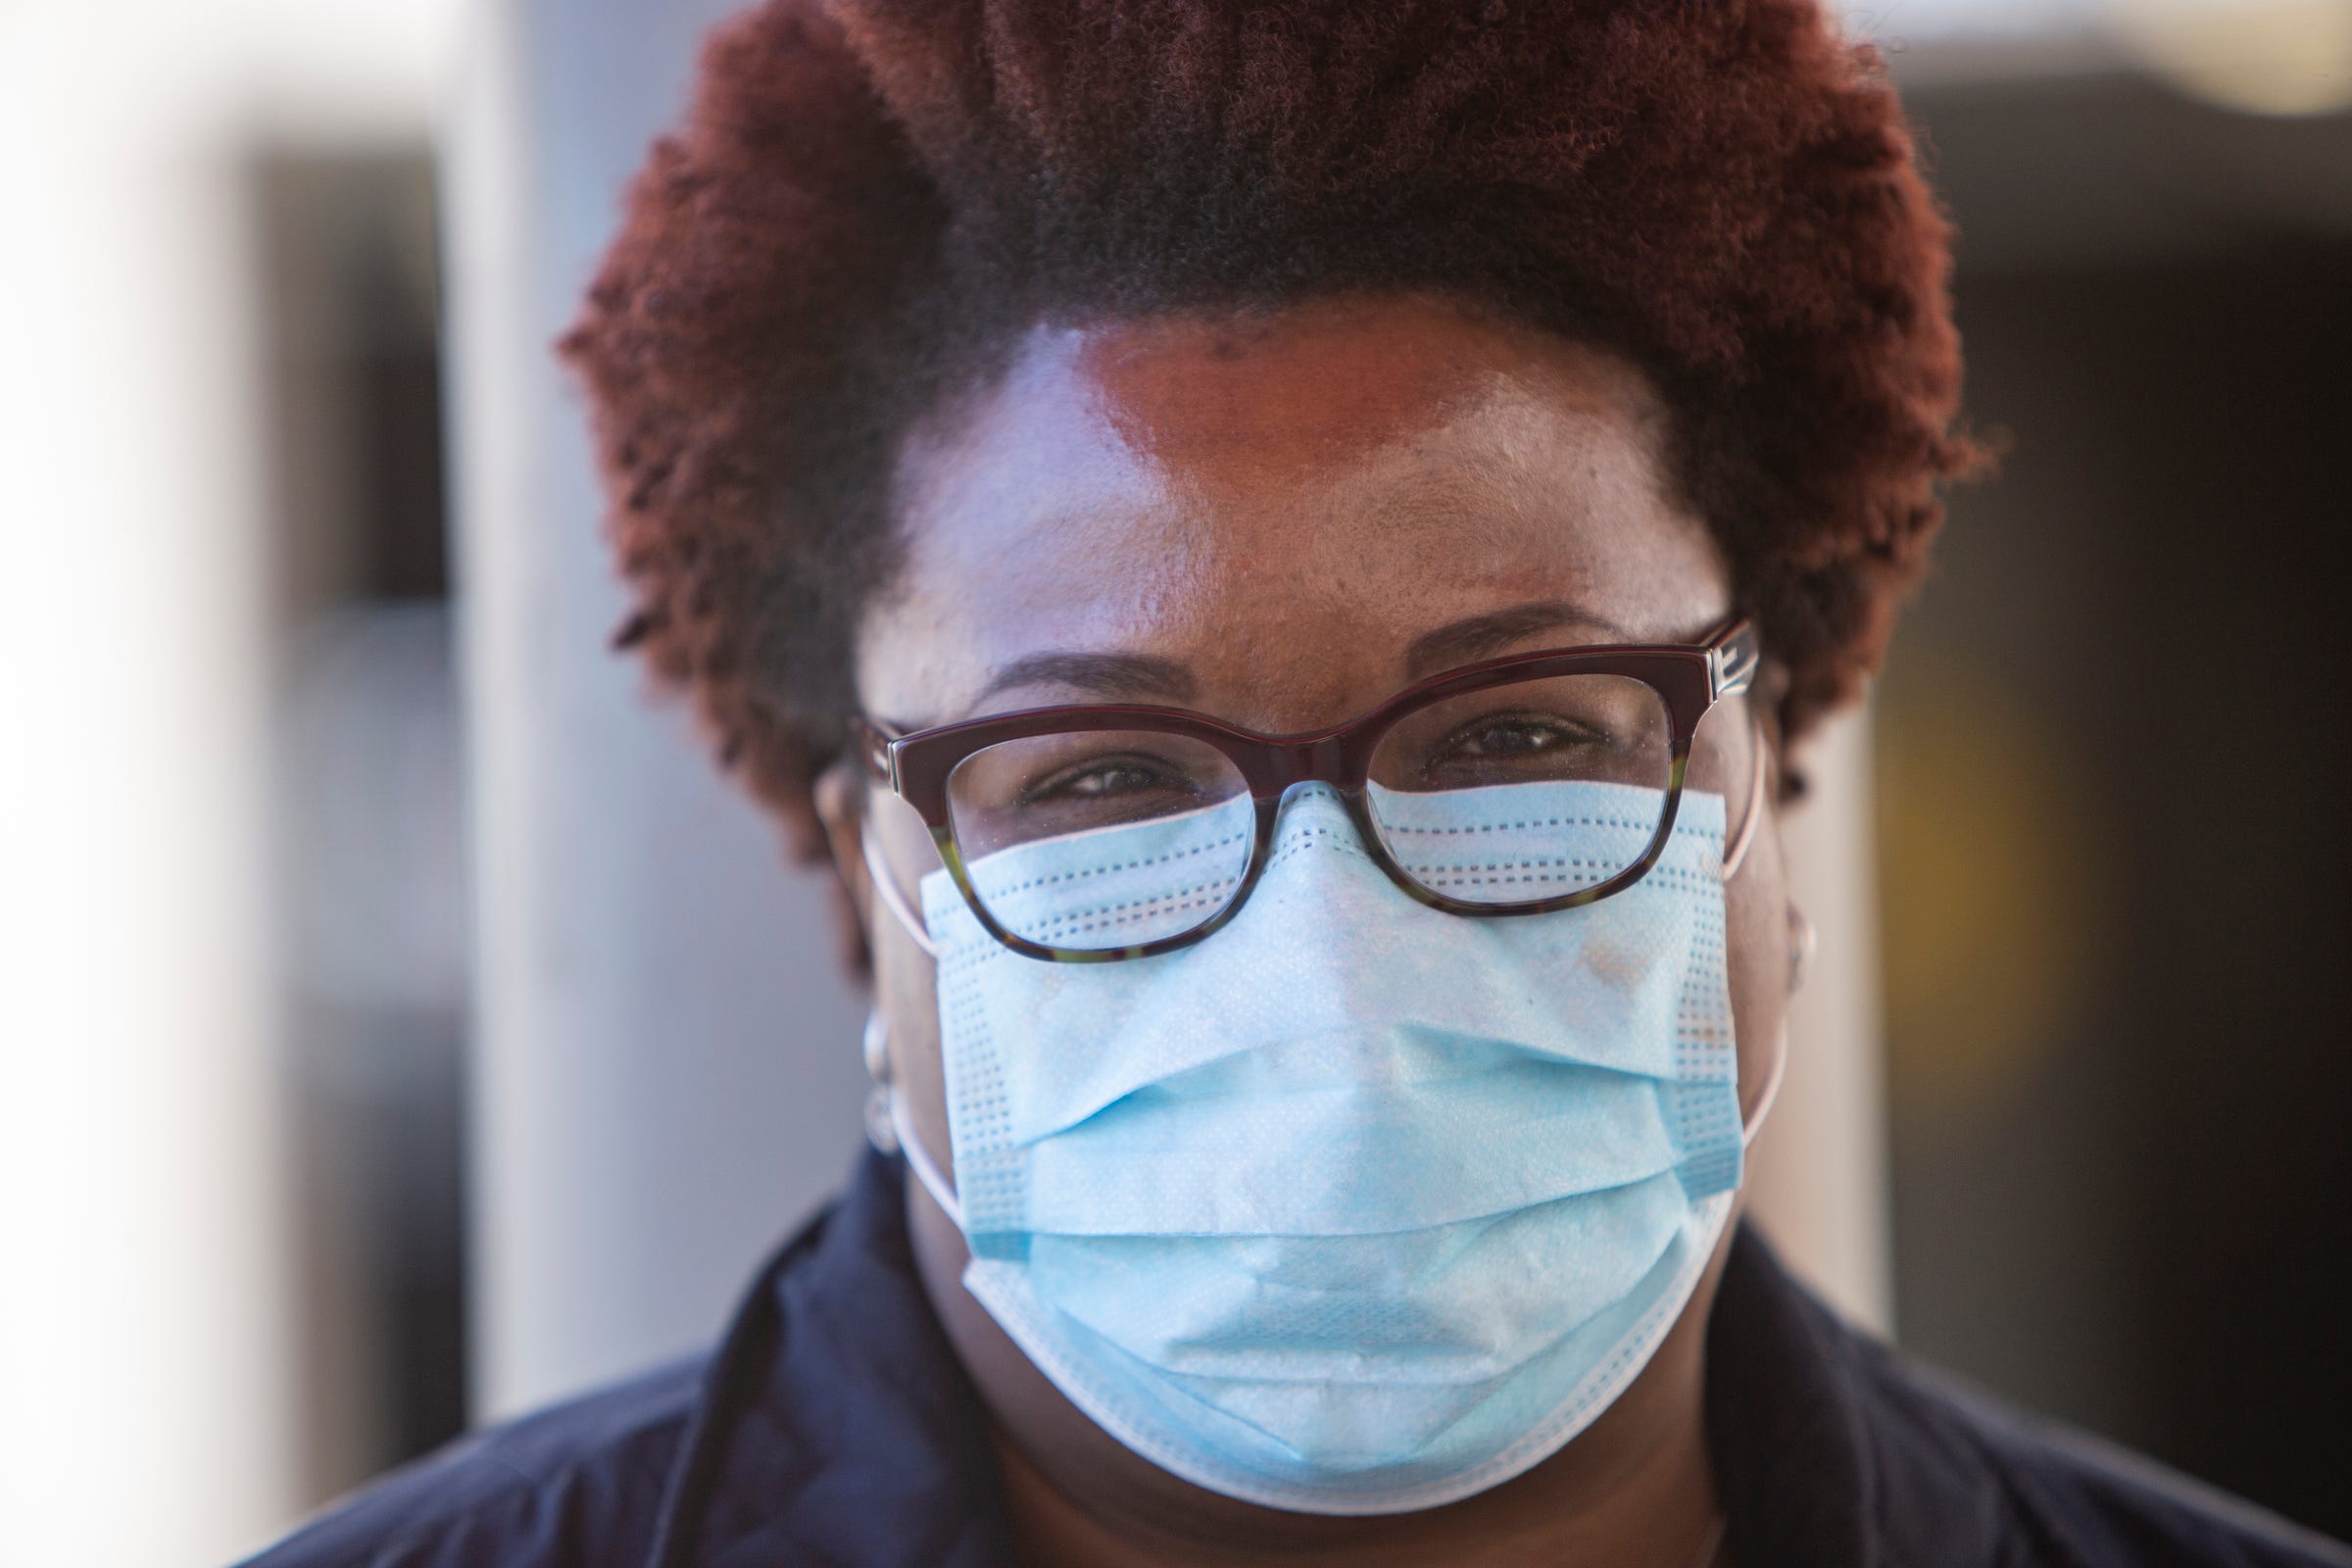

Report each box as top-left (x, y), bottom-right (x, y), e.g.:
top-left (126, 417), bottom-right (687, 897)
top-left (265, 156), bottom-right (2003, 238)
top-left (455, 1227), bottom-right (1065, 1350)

top-left (1020, 754), bottom-right (1188, 804)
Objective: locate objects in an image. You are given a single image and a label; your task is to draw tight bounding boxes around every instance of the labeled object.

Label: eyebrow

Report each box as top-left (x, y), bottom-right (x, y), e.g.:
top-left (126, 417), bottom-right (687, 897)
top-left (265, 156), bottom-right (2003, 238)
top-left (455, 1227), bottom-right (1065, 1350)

top-left (1403, 602), bottom-right (1640, 680)
top-left (973, 650), bottom-right (1199, 708)
top-left (957, 601), bottom-right (1635, 720)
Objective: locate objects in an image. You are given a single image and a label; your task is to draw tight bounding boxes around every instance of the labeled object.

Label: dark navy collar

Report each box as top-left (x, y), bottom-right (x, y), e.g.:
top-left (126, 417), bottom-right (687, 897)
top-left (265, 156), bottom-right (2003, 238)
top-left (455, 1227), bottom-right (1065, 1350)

top-left (1704, 1198), bottom-right (2000, 1566)
top-left (647, 1147), bottom-right (1015, 1567)
top-left (645, 1146), bottom-right (2002, 1568)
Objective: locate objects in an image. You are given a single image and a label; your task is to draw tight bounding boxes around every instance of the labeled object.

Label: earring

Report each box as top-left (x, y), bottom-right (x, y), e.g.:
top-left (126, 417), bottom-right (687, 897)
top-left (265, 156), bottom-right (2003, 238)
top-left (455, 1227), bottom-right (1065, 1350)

top-left (862, 1011), bottom-right (900, 1154)
top-left (1787, 903), bottom-right (1817, 995)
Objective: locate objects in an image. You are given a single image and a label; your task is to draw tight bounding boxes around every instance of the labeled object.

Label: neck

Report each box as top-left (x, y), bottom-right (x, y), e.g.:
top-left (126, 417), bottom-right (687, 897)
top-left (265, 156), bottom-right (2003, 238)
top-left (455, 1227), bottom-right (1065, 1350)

top-left (987, 1269), bottom-right (1730, 1568)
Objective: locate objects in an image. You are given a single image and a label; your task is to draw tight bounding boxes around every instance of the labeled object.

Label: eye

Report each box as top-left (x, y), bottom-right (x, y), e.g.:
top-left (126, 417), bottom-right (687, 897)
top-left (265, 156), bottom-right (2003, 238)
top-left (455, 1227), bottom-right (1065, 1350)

top-left (1440, 713), bottom-right (1602, 762)
top-left (1019, 752), bottom-right (1194, 805)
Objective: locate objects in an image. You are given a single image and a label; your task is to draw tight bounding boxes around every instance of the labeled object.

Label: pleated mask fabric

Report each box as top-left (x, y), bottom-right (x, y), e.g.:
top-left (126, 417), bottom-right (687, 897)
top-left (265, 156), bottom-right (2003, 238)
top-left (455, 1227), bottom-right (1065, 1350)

top-left (911, 781), bottom-right (1743, 1515)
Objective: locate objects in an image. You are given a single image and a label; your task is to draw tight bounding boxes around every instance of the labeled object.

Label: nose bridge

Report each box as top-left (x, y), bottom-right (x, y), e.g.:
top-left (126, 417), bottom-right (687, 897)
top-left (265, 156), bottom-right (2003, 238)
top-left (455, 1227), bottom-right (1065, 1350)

top-left (1240, 782), bottom-right (1389, 1012)
top-left (1257, 716), bottom-right (1384, 869)
top-left (1269, 732), bottom-right (1355, 793)
top-left (1268, 774), bottom-right (1372, 859)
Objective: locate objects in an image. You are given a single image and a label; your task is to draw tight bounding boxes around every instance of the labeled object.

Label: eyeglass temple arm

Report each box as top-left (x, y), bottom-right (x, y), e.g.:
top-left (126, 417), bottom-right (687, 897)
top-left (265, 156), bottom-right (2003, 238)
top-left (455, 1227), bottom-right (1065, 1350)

top-left (862, 831), bottom-right (940, 957)
top-left (847, 718), bottom-right (942, 956)
top-left (1710, 620), bottom-right (1766, 881)
top-left (1709, 619), bottom-right (1762, 702)
top-left (853, 716), bottom-right (901, 788)
top-left (1718, 714), bottom-right (1768, 883)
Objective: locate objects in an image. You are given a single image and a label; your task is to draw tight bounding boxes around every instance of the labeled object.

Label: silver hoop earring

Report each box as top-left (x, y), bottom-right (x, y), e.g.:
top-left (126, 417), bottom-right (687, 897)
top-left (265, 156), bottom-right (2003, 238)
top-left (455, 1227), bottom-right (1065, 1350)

top-left (861, 1011), bottom-right (900, 1153)
top-left (1787, 904), bottom-right (1817, 995)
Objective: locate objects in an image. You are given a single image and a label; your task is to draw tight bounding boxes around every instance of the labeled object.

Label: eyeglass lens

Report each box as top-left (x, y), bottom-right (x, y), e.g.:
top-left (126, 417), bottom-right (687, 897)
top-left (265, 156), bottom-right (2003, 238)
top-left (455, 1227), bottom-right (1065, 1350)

top-left (1360, 673), bottom-right (1670, 907)
top-left (946, 732), bottom-right (1256, 951)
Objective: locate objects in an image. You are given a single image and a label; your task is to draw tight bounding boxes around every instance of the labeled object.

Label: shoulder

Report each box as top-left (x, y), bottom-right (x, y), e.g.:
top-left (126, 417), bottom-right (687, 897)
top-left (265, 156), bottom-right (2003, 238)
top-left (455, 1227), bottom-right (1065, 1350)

top-left (1850, 1334), bottom-right (2352, 1567)
top-left (235, 1355), bottom-right (706, 1568)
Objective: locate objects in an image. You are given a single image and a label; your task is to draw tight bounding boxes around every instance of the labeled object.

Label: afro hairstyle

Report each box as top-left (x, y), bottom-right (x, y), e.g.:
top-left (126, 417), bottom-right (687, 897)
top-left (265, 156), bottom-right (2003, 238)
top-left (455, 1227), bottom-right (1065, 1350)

top-left (562, 0), bottom-right (1981, 861)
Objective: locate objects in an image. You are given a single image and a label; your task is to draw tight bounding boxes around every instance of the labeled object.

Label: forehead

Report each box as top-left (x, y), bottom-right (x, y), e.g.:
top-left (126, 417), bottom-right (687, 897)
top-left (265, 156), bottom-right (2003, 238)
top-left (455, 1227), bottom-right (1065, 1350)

top-left (861, 294), bottom-right (1728, 728)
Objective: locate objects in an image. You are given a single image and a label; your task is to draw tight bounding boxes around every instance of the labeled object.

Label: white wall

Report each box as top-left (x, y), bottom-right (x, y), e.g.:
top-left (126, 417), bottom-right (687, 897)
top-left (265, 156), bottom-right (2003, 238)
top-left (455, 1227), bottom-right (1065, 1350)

top-left (1745, 713), bottom-right (1895, 1331)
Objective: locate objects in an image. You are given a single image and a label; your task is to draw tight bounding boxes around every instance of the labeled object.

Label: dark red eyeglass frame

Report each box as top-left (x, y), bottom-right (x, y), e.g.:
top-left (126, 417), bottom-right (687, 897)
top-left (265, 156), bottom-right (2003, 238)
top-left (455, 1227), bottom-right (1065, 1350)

top-left (856, 617), bottom-right (1761, 963)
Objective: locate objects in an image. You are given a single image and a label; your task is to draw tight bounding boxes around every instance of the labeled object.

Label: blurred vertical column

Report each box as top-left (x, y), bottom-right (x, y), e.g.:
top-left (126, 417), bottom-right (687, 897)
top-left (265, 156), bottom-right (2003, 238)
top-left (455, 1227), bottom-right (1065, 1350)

top-left (0, 2), bottom-right (456, 1563)
top-left (1744, 712), bottom-right (1894, 1332)
top-left (0, 95), bottom-right (296, 1567)
top-left (442, 0), bottom-right (870, 1420)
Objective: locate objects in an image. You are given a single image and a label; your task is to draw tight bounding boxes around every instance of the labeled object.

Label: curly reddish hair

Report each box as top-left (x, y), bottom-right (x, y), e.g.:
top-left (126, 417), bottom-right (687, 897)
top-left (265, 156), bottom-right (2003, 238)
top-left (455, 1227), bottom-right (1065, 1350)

top-left (563, 0), bottom-right (1979, 860)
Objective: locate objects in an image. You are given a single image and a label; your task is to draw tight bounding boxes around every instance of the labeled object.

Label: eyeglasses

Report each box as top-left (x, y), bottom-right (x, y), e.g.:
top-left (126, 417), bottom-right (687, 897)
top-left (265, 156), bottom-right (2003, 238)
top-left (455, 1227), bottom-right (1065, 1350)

top-left (857, 618), bottom-right (1763, 963)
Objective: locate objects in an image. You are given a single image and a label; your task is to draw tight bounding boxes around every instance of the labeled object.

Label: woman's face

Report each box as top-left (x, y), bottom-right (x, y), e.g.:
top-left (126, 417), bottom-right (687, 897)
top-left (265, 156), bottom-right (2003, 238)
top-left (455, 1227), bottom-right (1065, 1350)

top-left (825, 290), bottom-right (1791, 1522)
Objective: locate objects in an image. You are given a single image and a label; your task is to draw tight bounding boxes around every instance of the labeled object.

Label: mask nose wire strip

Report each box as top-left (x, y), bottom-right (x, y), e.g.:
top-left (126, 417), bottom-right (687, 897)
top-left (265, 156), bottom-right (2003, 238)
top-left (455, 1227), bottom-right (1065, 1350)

top-left (862, 828), bottom-right (940, 958)
top-left (1716, 714), bottom-right (1770, 884)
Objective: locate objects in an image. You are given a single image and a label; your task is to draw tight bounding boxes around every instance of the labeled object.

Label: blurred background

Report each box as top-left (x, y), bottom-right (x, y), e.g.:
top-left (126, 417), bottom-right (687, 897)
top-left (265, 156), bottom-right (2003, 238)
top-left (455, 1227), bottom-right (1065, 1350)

top-left (2, 1), bottom-right (2346, 1562)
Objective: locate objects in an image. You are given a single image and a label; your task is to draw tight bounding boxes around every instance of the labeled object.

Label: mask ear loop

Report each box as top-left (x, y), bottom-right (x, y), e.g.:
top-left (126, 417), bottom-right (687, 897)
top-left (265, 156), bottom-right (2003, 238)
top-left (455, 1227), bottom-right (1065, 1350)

top-left (862, 829), bottom-right (939, 958)
top-left (857, 827), bottom-right (967, 1225)
top-left (1739, 1027), bottom-right (1787, 1149)
top-left (1716, 712), bottom-right (1770, 884)
top-left (1716, 712), bottom-right (1785, 1150)
top-left (861, 1011), bottom-right (968, 1228)
top-left (893, 1090), bottom-right (965, 1231)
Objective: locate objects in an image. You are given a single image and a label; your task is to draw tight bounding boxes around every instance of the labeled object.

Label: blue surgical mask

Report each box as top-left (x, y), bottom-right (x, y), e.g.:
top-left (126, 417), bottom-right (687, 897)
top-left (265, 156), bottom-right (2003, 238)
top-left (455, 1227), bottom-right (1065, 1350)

top-left (878, 780), bottom-right (1773, 1516)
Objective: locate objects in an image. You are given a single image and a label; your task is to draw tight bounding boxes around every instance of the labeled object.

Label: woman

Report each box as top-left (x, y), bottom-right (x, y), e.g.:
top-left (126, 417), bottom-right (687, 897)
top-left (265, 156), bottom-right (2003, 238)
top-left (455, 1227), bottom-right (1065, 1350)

top-left (249, 2), bottom-right (2350, 1564)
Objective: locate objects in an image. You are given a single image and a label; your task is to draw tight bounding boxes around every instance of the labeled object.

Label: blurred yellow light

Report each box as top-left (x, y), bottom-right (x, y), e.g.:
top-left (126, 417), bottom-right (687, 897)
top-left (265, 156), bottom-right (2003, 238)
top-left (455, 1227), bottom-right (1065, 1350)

top-left (2110, 0), bottom-right (2352, 117)
top-left (1876, 663), bottom-right (2106, 1126)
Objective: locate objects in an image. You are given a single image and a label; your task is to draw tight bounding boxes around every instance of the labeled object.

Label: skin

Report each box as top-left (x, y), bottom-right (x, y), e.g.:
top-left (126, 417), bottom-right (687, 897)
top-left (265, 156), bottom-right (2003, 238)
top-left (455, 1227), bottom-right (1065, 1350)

top-left (815, 292), bottom-right (1798, 1568)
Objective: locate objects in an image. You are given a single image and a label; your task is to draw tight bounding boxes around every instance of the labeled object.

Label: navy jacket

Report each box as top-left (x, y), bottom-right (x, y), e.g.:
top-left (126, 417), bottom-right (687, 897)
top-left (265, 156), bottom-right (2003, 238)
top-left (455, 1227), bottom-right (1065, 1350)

top-left (243, 1148), bottom-right (2352, 1567)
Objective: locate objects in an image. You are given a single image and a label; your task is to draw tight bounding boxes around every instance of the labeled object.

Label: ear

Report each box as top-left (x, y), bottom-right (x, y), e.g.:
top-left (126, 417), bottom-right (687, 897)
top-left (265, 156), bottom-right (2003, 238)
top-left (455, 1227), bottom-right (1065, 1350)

top-left (813, 758), bottom-right (876, 983)
top-left (1755, 657), bottom-right (1804, 807)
